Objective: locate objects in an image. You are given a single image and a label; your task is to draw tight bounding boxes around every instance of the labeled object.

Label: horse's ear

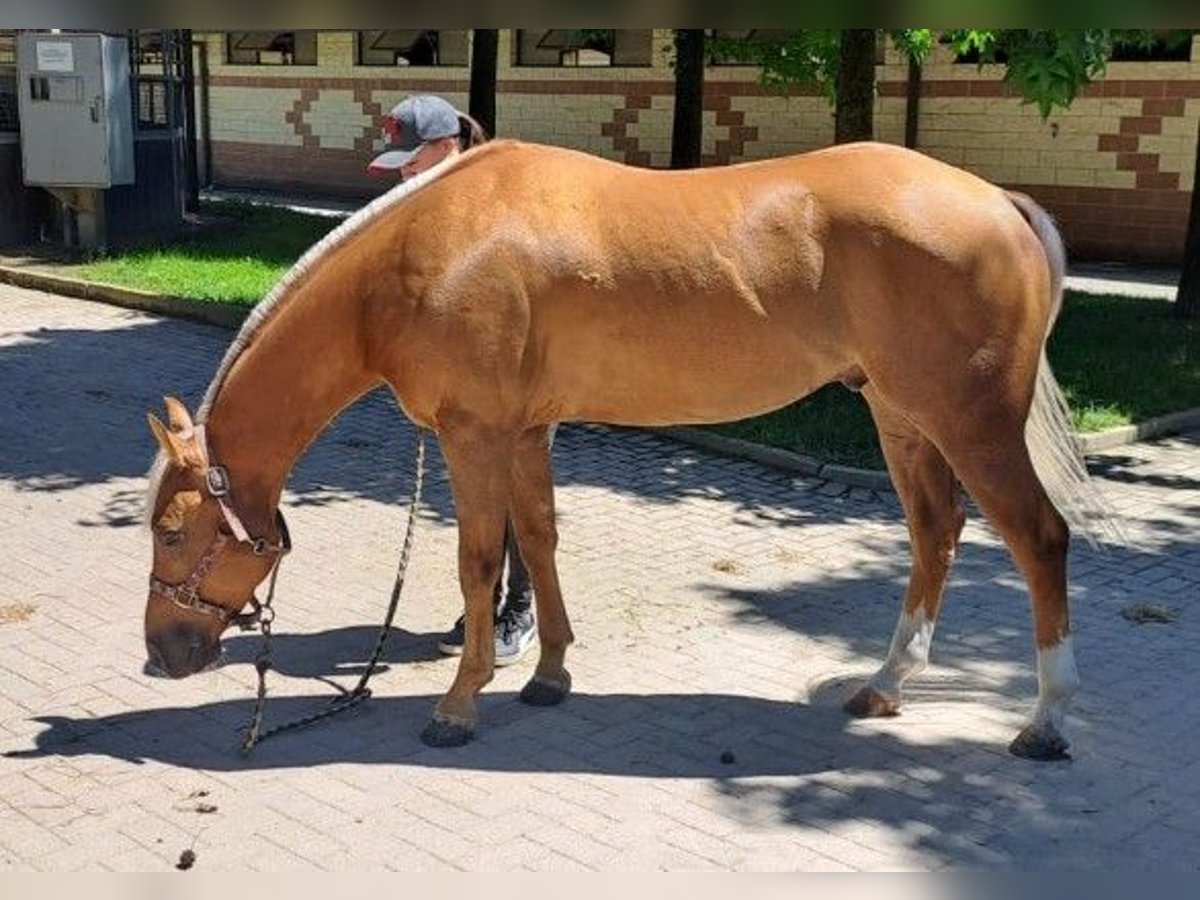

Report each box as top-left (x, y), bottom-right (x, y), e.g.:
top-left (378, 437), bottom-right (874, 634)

top-left (163, 395), bottom-right (194, 434)
top-left (147, 413), bottom-right (187, 466)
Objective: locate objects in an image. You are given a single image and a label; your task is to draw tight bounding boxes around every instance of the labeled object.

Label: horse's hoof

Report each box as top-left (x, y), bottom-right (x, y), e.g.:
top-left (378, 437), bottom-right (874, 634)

top-left (419, 715), bottom-right (475, 748)
top-left (843, 684), bottom-right (901, 718)
top-left (1009, 724), bottom-right (1072, 761)
top-left (519, 671), bottom-right (572, 707)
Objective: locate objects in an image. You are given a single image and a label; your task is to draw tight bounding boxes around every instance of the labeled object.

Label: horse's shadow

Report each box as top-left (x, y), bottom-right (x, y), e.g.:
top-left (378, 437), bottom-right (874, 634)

top-left (4, 685), bottom-right (975, 780)
top-left (215, 624), bottom-right (445, 676)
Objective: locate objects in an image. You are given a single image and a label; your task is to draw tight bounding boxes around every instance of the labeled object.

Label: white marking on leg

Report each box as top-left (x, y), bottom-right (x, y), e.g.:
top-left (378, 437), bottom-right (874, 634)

top-left (869, 610), bottom-right (935, 700)
top-left (1030, 635), bottom-right (1079, 733)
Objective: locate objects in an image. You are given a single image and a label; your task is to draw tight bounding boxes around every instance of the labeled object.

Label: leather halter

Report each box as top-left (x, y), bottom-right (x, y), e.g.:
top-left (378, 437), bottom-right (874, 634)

top-left (148, 423), bottom-right (291, 625)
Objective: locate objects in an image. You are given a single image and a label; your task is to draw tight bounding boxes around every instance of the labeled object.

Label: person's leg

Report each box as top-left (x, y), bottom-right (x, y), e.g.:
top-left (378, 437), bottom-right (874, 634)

top-left (495, 424), bottom-right (557, 666)
top-left (501, 523), bottom-right (532, 614)
top-left (494, 519), bottom-right (537, 665)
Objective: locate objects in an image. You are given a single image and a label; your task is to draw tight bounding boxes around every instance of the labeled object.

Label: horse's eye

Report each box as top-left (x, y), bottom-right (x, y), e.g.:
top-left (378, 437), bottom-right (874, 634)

top-left (160, 530), bottom-right (185, 548)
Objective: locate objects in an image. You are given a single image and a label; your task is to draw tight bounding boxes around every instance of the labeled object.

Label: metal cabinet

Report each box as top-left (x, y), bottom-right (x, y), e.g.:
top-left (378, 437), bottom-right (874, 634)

top-left (16, 32), bottom-right (134, 187)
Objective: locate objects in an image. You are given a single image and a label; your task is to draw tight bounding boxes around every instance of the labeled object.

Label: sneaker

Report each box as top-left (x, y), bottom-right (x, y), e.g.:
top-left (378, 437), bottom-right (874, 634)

top-left (436, 615), bottom-right (466, 656)
top-left (494, 607), bottom-right (536, 667)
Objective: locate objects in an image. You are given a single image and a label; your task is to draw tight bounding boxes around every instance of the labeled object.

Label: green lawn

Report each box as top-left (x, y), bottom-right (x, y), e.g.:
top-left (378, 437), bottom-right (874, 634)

top-left (74, 201), bottom-right (337, 305)
top-left (41, 200), bottom-right (1200, 469)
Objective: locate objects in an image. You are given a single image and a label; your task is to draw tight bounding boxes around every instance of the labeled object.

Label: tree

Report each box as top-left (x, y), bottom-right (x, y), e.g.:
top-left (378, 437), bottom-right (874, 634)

top-left (468, 29), bottom-right (498, 137)
top-left (1178, 117), bottom-right (1200, 319)
top-left (834, 30), bottom-right (876, 143)
top-left (671, 30), bottom-right (705, 168)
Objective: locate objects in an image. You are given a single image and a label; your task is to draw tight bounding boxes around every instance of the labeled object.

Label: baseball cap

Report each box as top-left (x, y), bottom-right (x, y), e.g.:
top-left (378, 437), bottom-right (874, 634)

top-left (367, 95), bottom-right (461, 174)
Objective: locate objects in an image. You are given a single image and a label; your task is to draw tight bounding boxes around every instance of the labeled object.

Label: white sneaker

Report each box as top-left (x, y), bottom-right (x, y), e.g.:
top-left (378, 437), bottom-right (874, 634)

top-left (494, 608), bottom-right (536, 667)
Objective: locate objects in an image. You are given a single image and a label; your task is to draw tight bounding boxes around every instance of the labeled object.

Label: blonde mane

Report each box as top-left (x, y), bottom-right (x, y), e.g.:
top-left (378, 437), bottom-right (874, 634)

top-left (198, 154), bottom-right (466, 420)
top-left (144, 150), bottom-right (467, 519)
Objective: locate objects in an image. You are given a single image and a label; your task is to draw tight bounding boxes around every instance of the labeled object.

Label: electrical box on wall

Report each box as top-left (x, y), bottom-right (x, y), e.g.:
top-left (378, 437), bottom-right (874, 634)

top-left (16, 31), bottom-right (134, 187)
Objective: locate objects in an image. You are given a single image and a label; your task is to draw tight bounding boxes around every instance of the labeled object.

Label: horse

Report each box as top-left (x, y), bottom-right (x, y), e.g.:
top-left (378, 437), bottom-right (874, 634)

top-left (143, 138), bottom-right (1112, 760)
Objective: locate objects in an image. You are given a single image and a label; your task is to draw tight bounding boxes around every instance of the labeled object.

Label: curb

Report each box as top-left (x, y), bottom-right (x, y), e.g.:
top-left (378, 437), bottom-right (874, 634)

top-left (4, 262), bottom-right (1197, 493)
top-left (654, 426), bottom-right (894, 493)
top-left (0, 264), bottom-right (251, 330)
top-left (1075, 408), bottom-right (1200, 453)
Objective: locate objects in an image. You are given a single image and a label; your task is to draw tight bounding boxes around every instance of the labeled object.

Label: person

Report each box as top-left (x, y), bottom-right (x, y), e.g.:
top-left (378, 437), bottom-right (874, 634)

top-left (366, 94), bottom-right (488, 181)
top-left (367, 95), bottom-right (541, 666)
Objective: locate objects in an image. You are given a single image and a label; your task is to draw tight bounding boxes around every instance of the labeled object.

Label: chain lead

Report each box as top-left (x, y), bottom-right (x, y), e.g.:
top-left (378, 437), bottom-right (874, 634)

top-left (239, 428), bottom-right (427, 754)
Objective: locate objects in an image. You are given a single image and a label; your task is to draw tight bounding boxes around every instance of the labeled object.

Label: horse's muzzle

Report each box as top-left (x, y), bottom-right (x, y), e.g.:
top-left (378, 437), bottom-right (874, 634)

top-left (145, 629), bottom-right (222, 679)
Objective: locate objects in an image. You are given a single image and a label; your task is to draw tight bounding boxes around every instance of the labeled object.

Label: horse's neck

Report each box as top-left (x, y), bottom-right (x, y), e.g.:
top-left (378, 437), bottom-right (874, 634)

top-left (203, 282), bottom-right (379, 526)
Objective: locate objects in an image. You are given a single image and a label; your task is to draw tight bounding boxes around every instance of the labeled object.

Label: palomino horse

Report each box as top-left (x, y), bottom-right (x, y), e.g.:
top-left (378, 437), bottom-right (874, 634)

top-left (144, 139), bottom-right (1109, 759)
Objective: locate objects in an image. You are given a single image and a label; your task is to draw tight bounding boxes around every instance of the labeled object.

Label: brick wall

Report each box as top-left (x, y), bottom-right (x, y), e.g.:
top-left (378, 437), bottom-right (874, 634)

top-left (196, 31), bottom-right (1200, 264)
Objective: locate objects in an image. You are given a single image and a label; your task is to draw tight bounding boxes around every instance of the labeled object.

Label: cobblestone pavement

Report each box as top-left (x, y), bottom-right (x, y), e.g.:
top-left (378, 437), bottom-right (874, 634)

top-left (1, 282), bottom-right (1198, 871)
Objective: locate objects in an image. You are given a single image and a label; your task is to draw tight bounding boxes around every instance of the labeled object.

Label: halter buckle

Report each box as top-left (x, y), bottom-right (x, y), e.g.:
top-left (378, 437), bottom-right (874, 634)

top-left (206, 465), bottom-right (231, 498)
top-left (172, 583), bottom-right (200, 608)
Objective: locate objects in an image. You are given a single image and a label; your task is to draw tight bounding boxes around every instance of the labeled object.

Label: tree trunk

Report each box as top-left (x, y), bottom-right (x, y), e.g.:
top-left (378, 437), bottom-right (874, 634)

top-left (1176, 119), bottom-right (1200, 320)
top-left (834, 29), bottom-right (877, 144)
top-left (671, 29), bottom-right (705, 169)
top-left (468, 29), bottom-right (499, 137)
top-left (904, 55), bottom-right (921, 149)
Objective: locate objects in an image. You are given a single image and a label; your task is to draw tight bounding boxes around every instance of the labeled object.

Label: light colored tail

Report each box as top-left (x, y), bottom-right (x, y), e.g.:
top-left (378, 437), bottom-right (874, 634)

top-left (1007, 191), bottom-right (1124, 548)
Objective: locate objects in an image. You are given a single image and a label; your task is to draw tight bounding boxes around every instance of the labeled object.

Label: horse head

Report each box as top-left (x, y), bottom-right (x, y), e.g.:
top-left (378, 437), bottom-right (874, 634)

top-left (143, 396), bottom-right (287, 678)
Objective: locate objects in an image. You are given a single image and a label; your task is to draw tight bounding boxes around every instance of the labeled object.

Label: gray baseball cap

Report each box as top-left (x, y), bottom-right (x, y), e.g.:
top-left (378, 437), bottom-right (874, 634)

top-left (367, 95), bottom-right (461, 173)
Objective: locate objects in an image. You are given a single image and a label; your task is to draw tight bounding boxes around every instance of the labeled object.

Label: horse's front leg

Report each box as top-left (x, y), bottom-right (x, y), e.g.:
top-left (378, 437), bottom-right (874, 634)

top-left (420, 426), bottom-right (512, 748)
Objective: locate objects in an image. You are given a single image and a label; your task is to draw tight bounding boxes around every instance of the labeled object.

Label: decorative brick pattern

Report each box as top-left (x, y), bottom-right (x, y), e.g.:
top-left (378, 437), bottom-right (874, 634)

top-left (1095, 96), bottom-right (1189, 190)
top-left (354, 85), bottom-right (384, 155)
top-left (702, 94), bottom-right (760, 167)
top-left (601, 93), bottom-right (652, 167)
top-left (284, 87), bottom-right (320, 150)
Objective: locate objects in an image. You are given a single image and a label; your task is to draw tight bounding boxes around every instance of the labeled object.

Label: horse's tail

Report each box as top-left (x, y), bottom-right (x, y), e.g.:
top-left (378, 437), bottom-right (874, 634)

top-left (1006, 191), bottom-right (1124, 548)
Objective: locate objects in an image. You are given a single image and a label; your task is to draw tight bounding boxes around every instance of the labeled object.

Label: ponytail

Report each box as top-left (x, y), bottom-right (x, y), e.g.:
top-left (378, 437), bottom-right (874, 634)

top-left (457, 113), bottom-right (490, 151)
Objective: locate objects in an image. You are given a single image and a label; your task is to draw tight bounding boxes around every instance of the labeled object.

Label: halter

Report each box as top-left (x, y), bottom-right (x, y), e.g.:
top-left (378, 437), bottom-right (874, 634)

top-left (148, 423), bottom-right (291, 627)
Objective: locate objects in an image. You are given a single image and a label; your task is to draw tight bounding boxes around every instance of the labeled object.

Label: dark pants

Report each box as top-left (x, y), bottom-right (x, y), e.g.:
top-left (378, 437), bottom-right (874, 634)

top-left (493, 521), bottom-right (532, 616)
top-left (491, 424), bottom-right (556, 619)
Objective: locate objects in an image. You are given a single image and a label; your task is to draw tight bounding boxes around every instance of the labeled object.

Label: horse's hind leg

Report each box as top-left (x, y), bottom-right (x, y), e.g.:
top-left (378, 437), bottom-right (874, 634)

top-left (421, 425), bottom-right (512, 747)
top-left (508, 425), bottom-right (575, 707)
top-left (937, 420), bottom-right (1077, 760)
top-left (846, 390), bottom-right (966, 719)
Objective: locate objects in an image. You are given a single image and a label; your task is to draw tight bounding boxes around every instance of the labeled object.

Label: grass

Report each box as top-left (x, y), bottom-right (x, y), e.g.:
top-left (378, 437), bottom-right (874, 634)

top-left (73, 201), bottom-right (337, 305)
top-left (28, 200), bottom-right (1200, 469)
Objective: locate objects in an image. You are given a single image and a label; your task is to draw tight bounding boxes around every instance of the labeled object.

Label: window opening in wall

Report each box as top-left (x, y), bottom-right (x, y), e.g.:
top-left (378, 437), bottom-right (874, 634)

top-left (1110, 33), bottom-right (1193, 62)
top-left (706, 29), bottom-right (793, 65)
top-left (515, 29), bottom-right (652, 67)
top-left (947, 31), bottom-right (1193, 65)
top-left (226, 31), bottom-right (317, 66)
top-left (357, 30), bottom-right (469, 66)
top-left (130, 30), bottom-right (186, 131)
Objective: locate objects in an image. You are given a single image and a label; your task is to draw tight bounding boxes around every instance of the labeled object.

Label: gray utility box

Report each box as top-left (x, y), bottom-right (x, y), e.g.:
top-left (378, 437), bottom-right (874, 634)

top-left (16, 31), bottom-right (134, 187)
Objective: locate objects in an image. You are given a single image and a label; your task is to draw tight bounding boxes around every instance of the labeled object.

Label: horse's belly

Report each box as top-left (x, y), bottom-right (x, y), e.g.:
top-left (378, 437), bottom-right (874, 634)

top-left (552, 321), bottom-right (840, 426)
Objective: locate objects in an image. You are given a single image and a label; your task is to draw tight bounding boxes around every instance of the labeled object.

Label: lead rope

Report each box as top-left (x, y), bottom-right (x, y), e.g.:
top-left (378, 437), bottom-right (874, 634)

top-left (240, 428), bottom-right (427, 753)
